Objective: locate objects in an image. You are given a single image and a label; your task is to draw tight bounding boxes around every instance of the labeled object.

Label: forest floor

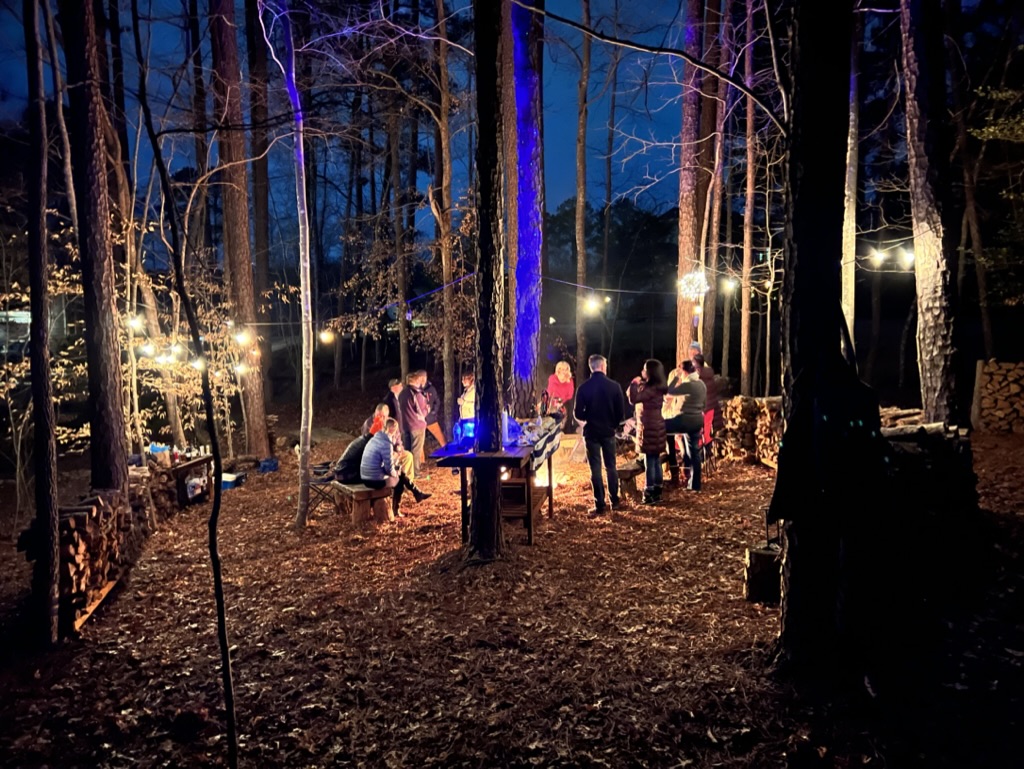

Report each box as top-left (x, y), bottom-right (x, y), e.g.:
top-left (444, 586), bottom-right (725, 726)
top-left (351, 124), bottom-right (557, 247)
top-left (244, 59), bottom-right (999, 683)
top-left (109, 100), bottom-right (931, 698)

top-left (0, 394), bottom-right (1022, 768)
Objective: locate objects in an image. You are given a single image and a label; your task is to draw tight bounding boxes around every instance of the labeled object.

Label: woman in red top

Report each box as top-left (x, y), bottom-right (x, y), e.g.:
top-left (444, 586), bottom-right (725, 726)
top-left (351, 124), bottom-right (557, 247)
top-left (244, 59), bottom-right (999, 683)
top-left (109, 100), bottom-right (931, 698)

top-left (545, 361), bottom-right (575, 425)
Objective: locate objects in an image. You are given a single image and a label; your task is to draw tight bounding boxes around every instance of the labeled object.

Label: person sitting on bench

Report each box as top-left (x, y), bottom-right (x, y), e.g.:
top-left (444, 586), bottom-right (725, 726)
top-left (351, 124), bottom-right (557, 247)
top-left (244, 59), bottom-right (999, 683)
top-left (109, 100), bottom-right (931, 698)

top-left (335, 434), bottom-right (371, 483)
top-left (362, 402), bottom-right (390, 438)
top-left (359, 418), bottom-right (431, 517)
top-left (665, 360), bottom-right (707, 491)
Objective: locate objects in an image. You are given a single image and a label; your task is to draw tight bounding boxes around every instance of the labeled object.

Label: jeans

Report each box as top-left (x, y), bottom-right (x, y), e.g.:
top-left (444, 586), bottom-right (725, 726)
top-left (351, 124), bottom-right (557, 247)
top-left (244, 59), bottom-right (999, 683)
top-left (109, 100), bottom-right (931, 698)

top-left (405, 428), bottom-right (426, 474)
top-left (680, 428), bottom-right (702, 490)
top-left (665, 415), bottom-right (702, 491)
top-left (585, 436), bottom-right (619, 509)
top-left (644, 452), bottom-right (663, 489)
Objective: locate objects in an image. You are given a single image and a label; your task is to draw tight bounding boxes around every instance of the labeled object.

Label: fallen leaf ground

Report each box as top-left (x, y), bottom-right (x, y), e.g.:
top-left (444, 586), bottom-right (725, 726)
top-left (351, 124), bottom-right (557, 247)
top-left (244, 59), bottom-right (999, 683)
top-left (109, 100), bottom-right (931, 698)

top-left (1, 402), bottom-right (1022, 768)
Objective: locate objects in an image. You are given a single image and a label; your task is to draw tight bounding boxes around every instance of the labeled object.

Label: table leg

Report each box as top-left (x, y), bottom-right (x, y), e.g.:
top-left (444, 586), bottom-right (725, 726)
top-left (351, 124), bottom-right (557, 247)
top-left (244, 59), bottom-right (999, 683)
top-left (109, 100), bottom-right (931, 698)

top-left (460, 467), bottom-right (469, 544)
top-left (546, 454), bottom-right (554, 517)
top-left (525, 464), bottom-right (534, 546)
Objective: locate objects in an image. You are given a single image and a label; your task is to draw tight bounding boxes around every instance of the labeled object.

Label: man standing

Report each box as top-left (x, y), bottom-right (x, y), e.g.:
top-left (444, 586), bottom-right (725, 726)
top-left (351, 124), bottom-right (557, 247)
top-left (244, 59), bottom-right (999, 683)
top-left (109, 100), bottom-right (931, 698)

top-left (399, 371), bottom-right (429, 474)
top-left (574, 354), bottom-right (626, 515)
top-left (666, 360), bottom-right (707, 490)
top-left (384, 379), bottom-right (405, 438)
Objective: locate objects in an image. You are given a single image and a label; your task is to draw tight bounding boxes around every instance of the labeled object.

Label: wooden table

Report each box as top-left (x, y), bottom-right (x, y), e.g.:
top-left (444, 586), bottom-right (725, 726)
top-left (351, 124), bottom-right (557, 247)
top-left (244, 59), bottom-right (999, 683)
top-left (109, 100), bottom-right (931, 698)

top-left (431, 445), bottom-right (554, 545)
top-left (169, 455), bottom-right (213, 507)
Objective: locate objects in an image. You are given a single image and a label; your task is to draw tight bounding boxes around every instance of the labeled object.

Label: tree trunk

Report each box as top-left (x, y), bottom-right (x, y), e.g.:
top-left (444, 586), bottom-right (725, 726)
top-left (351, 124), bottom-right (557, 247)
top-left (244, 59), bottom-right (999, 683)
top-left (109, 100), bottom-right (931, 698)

top-left (471, 0), bottom-right (506, 561)
top-left (740, 0), bottom-right (755, 396)
top-left (702, 0), bottom-right (731, 362)
top-left (864, 267), bottom-right (882, 384)
top-left (435, 0), bottom-right (457, 434)
top-left (774, 0), bottom-right (857, 676)
top-left (900, 0), bottom-right (957, 424)
top-left (25, 0), bottom-right (59, 646)
top-left (41, 0), bottom-right (77, 245)
top-left (676, 0), bottom-right (704, 362)
top-left (841, 15), bottom-right (861, 352)
top-left (510, 0), bottom-right (545, 417)
top-left (245, 0), bottom-right (273, 402)
top-left (58, 0), bottom-right (128, 493)
top-left (186, 0), bottom-right (209, 265)
top-left (574, 0), bottom-right (591, 387)
top-left (601, 2), bottom-right (619, 358)
top-left (210, 0), bottom-right (270, 458)
top-left (389, 112), bottom-right (410, 380)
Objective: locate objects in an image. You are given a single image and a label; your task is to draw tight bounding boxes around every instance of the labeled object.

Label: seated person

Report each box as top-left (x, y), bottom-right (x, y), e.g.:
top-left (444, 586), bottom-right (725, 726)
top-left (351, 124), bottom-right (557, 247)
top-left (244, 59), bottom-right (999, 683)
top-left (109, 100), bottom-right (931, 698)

top-left (362, 403), bottom-right (390, 437)
top-left (335, 433), bottom-right (371, 483)
top-left (359, 418), bottom-right (431, 517)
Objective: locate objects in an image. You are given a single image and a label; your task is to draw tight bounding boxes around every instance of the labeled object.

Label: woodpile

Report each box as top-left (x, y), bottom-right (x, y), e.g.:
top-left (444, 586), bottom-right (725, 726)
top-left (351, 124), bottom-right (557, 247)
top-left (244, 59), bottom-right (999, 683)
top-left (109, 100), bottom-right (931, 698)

top-left (718, 396), bottom-right (760, 461)
top-left (972, 360), bottom-right (1024, 433)
top-left (755, 397), bottom-right (783, 468)
top-left (147, 461), bottom-right (179, 520)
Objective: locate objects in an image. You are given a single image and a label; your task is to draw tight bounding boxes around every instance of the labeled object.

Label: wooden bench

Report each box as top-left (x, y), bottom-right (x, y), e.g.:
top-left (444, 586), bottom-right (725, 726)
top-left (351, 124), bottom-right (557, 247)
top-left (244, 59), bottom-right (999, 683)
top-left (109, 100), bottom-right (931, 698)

top-left (333, 482), bottom-right (393, 524)
top-left (616, 462), bottom-right (645, 502)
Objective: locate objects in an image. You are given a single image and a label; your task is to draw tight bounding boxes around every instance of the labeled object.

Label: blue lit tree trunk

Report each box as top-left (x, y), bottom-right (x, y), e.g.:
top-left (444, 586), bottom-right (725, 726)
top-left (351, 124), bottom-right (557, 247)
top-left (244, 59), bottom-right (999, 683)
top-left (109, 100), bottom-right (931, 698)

top-left (510, 0), bottom-right (545, 416)
top-left (471, 0), bottom-right (507, 561)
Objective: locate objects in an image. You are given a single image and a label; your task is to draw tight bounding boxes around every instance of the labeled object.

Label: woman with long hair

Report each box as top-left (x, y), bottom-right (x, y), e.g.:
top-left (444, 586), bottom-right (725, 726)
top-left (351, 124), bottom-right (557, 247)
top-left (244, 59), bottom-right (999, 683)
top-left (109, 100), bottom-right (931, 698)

top-left (628, 359), bottom-right (668, 504)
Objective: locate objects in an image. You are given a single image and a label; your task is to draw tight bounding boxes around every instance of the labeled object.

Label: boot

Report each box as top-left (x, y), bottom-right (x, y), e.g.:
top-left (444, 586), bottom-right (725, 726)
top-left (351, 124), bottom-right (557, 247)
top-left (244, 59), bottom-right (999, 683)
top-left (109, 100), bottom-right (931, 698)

top-left (392, 486), bottom-right (405, 518)
top-left (669, 466), bottom-right (681, 486)
top-left (653, 485), bottom-right (662, 502)
top-left (642, 487), bottom-right (655, 505)
top-left (409, 480), bottom-right (432, 504)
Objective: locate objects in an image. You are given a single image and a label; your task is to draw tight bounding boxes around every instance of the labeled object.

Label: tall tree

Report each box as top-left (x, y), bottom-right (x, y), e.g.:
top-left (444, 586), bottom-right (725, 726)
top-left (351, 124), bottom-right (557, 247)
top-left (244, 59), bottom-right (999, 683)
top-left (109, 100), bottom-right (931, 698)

top-left (740, 0), bottom-right (755, 396)
top-left (676, 0), bottom-right (704, 361)
top-left (900, 0), bottom-right (958, 423)
top-left (471, 0), bottom-right (507, 561)
top-left (210, 0), bottom-right (270, 457)
top-left (841, 15), bottom-right (861, 350)
top-left (574, 0), bottom-right (591, 387)
top-left (245, 0), bottom-right (273, 398)
top-left (510, 0), bottom-right (545, 415)
top-left (25, 0), bottom-right (59, 646)
top-left (389, 111), bottom-right (410, 380)
top-left (58, 0), bottom-right (128, 492)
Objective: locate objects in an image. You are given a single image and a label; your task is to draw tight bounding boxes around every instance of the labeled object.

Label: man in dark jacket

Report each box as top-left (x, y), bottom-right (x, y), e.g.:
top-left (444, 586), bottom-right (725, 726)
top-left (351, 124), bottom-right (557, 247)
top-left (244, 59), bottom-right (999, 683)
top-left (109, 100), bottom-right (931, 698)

top-left (383, 379), bottom-right (405, 438)
top-left (398, 371), bottom-right (429, 474)
top-left (574, 354), bottom-right (626, 515)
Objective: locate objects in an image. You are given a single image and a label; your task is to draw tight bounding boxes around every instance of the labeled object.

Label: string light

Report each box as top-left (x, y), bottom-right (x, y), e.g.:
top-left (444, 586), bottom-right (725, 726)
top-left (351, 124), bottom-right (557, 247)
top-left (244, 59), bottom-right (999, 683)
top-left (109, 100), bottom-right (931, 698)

top-left (869, 248), bottom-right (886, 268)
top-left (900, 249), bottom-right (915, 269)
top-left (234, 362), bottom-right (249, 375)
top-left (191, 358), bottom-right (206, 371)
top-left (678, 270), bottom-right (710, 301)
top-left (721, 277), bottom-right (738, 294)
top-left (128, 316), bottom-right (144, 331)
top-left (319, 329), bottom-right (336, 344)
top-left (234, 329), bottom-right (253, 346)
top-left (584, 296), bottom-right (600, 314)
top-left (548, 316), bottom-right (557, 325)
top-left (140, 343), bottom-right (155, 357)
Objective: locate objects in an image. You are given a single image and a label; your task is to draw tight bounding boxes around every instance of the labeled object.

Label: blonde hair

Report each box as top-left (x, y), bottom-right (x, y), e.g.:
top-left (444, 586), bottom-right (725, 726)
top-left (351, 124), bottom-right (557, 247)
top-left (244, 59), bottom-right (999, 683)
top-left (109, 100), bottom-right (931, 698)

top-left (555, 361), bottom-right (572, 382)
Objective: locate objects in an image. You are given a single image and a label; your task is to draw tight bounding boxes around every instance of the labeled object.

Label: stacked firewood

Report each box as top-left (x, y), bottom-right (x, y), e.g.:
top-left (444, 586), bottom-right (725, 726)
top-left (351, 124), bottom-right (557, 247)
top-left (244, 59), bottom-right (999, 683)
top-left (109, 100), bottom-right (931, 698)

top-left (755, 397), bottom-right (783, 467)
top-left (717, 396), bottom-right (761, 461)
top-left (879, 406), bottom-right (925, 428)
top-left (147, 461), bottom-right (179, 520)
top-left (974, 360), bottom-right (1024, 432)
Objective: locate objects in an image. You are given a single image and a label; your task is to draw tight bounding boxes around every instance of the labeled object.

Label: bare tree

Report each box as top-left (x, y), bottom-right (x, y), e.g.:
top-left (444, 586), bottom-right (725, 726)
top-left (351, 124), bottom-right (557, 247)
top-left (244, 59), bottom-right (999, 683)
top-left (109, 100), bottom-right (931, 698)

top-left (900, 0), bottom-right (957, 423)
top-left (58, 0), bottom-right (128, 492)
top-left (574, 0), bottom-right (592, 387)
top-left (740, 0), bottom-right (755, 396)
top-left (24, 0), bottom-right (59, 646)
top-left (210, 0), bottom-right (270, 457)
top-left (841, 15), bottom-right (861, 351)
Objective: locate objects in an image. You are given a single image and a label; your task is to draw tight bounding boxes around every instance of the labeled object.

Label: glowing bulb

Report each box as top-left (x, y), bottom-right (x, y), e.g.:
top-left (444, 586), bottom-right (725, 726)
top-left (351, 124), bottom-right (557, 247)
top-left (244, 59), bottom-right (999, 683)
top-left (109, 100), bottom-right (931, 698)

top-left (234, 362), bottom-right (248, 375)
top-left (604, 295), bottom-right (611, 303)
top-left (128, 316), bottom-right (144, 331)
top-left (140, 343), bottom-right (155, 357)
top-left (763, 279), bottom-right (773, 290)
top-left (900, 249), bottom-right (915, 269)
top-left (548, 316), bottom-right (557, 325)
top-left (319, 329), bottom-right (336, 344)
top-left (155, 354), bottom-right (170, 365)
top-left (234, 329), bottom-right (253, 346)
top-left (170, 343), bottom-right (183, 357)
top-left (191, 358), bottom-right (206, 371)
top-left (693, 305), bottom-right (703, 315)
top-left (869, 249), bottom-right (886, 268)
top-left (721, 278), bottom-right (738, 294)
top-left (585, 297), bottom-right (600, 314)
top-left (226, 320), bottom-right (234, 329)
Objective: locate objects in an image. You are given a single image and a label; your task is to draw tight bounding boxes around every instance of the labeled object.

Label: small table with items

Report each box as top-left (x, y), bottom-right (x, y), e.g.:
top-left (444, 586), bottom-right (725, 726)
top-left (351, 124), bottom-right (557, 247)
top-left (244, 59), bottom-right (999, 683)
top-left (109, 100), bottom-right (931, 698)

top-left (431, 416), bottom-right (561, 545)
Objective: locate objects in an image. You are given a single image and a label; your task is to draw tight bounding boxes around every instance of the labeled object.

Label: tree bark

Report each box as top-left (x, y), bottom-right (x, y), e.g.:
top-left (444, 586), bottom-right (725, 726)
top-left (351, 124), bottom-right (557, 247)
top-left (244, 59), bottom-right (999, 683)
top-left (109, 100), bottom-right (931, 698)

top-left (471, 0), bottom-right (506, 561)
top-left (676, 0), bottom-right (704, 362)
top-left (210, 0), bottom-right (270, 458)
top-left (245, 0), bottom-right (273, 402)
top-left (841, 15), bottom-right (861, 352)
top-left (435, 0), bottom-right (457, 433)
top-left (388, 112), bottom-right (410, 380)
top-left (901, 0), bottom-right (958, 424)
top-left (41, 0), bottom-right (77, 245)
top-left (510, 0), bottom-right (545, 416)
top-left (186, 0), bottom-right (209, 265)
top-left (574, 0), bottom-right (591, 387)
top-left (25, 0), bottom-right (59, 646)
top-left (58, 0), bottom-right (128, 493)
top-left (740, 0), bottom-right (755, 396)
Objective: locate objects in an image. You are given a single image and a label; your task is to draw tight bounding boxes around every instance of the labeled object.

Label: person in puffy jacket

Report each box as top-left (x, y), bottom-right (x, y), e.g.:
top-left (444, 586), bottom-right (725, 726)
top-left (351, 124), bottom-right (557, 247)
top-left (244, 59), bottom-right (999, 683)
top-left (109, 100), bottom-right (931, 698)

top-left (628, 359), bottom-right (668, 504)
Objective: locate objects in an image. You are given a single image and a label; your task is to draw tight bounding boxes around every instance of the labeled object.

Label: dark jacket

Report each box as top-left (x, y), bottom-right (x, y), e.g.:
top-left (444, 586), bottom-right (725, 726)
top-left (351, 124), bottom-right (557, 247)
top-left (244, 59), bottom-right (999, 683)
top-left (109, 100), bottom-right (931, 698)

top-left (384, 390), bottom-right (405, 434)
top-left (698, 364), bottom-right (720, 421)
top-left (574, 371), bottom-right (626, 440)
top-left (424, 381), bottom-right (441, 425)
top-left (628, 380), bottom-right (668, 454)
top-left (666, 375), bottom-right (707, 431)
top-left (335, 434), bottom-right (370, 483)
top-left (399, 385), bottom-right (428, 431)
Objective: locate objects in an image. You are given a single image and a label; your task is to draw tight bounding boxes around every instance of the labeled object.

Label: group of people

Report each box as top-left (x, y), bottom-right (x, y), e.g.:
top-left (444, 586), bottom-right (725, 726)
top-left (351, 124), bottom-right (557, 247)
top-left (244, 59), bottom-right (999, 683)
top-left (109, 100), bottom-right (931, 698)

top-left (574, 343), bottom-right (719, 515)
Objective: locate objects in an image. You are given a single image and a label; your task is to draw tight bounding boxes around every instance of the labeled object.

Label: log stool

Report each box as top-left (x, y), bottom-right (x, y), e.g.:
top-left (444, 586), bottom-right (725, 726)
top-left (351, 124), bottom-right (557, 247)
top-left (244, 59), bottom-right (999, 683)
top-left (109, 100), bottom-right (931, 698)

top-left (333, 482), bottom-right (394, 524)
top-left (616, 462), bottom-right (645, 502)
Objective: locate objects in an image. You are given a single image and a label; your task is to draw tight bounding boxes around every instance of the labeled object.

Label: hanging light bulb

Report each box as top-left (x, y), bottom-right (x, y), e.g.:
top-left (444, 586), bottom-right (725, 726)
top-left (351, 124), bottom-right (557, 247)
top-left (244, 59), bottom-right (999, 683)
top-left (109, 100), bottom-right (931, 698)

top-left (319, 329), bottom-right (336, 344)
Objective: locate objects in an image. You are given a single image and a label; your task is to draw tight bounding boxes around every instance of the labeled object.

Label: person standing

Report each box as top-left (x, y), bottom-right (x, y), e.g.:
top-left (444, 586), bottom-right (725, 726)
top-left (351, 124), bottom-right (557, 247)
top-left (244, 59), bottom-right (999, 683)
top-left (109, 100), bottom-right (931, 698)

top-left (545, 360), bottom-right (575, 426)
top-left (423, 377), bottom-right (447, 449)
top-left (574, 354), bottom-right (626, 515)
top-left (399, 371), bottom-right (429, 474)
top-left (665, 360), bottom-right (707, 490)
top-left (384, 379), bottom-right (405, 438)
top-left (692, 351), bottom-right (721, 430)
top-left (628, 359), bottom-right (668, 504)
top-left (457, 372), bottom-right (476, 421)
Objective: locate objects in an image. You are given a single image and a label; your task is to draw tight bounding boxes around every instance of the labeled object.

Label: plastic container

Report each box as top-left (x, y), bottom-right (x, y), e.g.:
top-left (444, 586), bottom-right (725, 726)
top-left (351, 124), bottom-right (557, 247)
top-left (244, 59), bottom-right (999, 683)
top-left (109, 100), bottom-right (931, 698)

top-left (258, 457), bottom-right (279, 473)
top-left (221, 472), bottom-right (247, 490)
